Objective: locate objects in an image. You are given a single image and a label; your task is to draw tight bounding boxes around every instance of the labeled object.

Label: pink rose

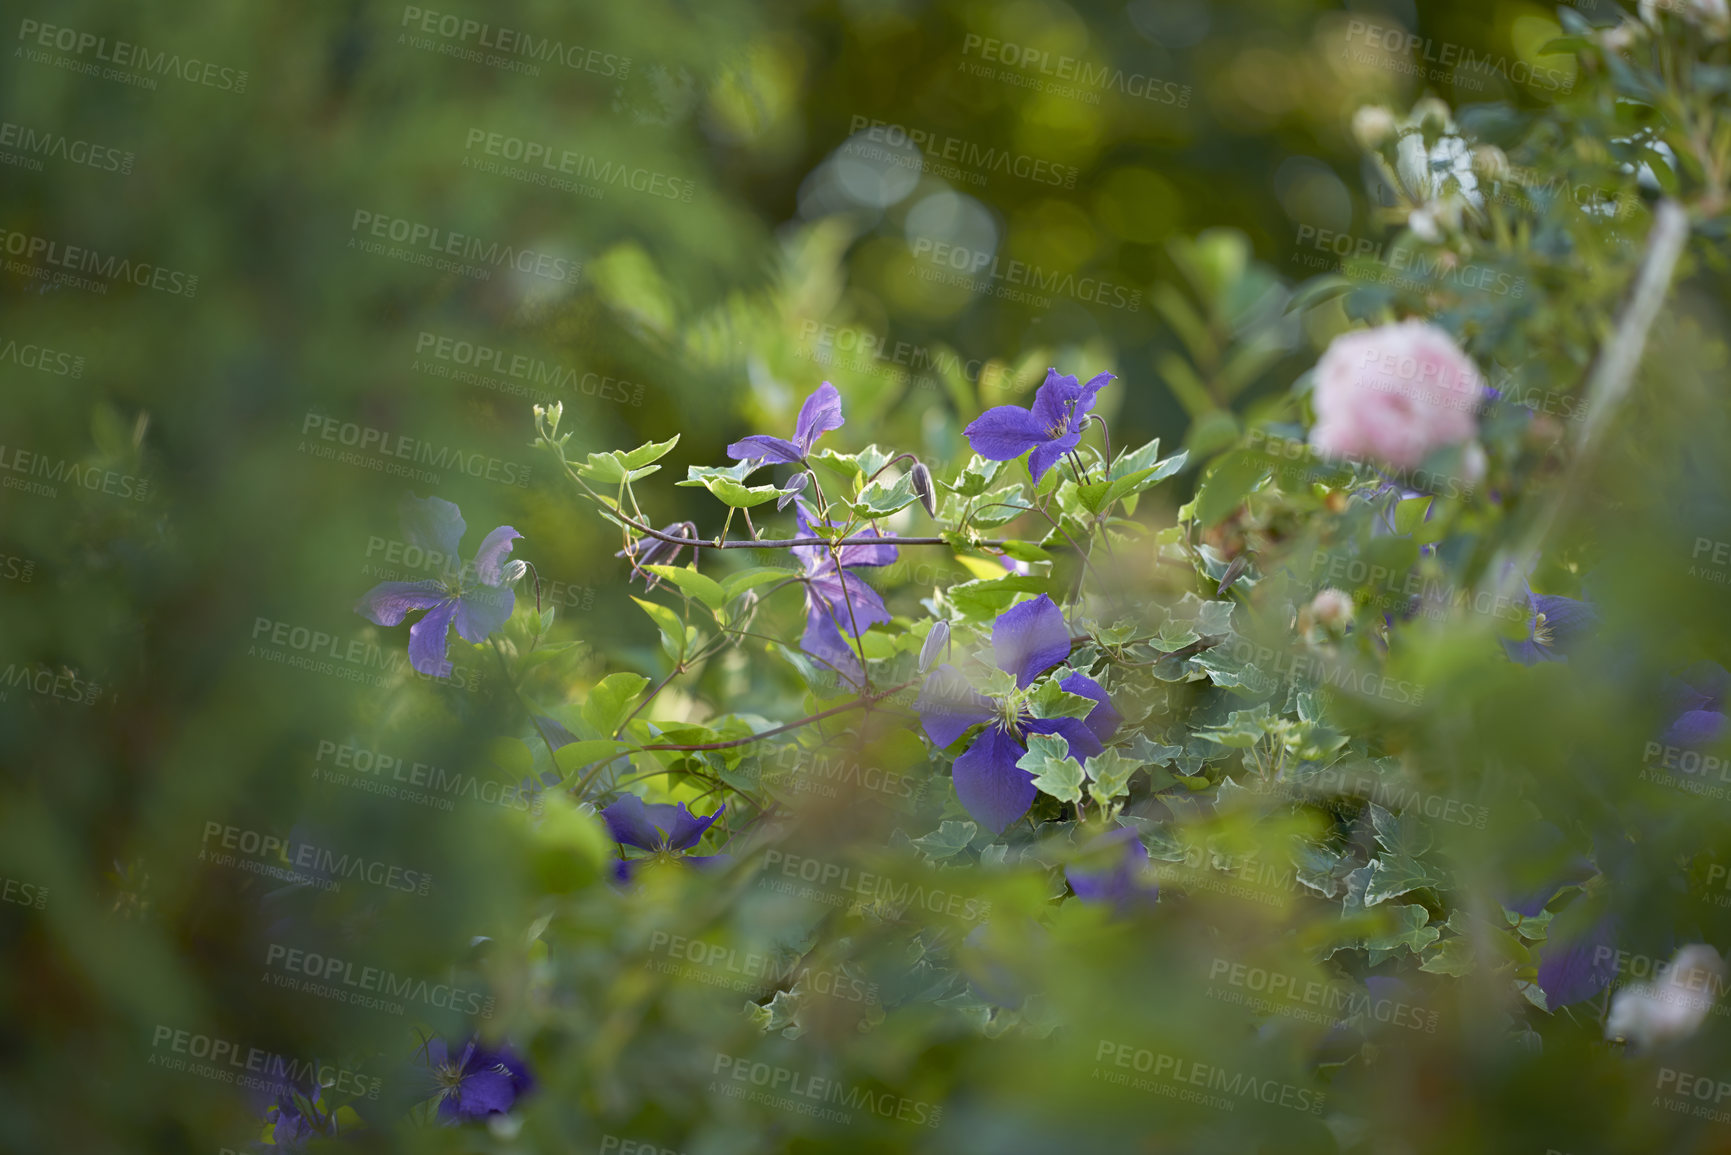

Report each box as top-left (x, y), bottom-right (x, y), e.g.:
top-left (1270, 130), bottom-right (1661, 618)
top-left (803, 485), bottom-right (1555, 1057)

top-left (1308, 321), bottom-right (1483, 471)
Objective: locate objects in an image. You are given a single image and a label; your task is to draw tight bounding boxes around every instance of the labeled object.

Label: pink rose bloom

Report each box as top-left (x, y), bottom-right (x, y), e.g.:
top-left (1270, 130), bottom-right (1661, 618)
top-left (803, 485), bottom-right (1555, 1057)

top-left (1308, 321), bottom-right (1483, 471)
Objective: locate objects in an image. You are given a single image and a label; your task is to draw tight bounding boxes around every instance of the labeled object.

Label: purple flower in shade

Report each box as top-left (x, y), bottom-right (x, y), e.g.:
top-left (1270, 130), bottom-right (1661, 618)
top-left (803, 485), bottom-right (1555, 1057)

top-left (1537, 915), bottom-right (1619, 1010)
top-left (600, 794), bottom-right (729, 882)
top-left (355, 495), bottom-right (522, 678)
top-left (962, 368), bottom-right (1114, 483)
top-left (1500, 824), bottom-right (1597, 918)
top-left (1065, 827), bottom-right (1158, 915)
top-left (726, 381), bottom-right (845, 468)
top-left (260, 1081), bottom-right (340, 1147)
top-left (788, 501), bottom-right (896, 686)
top-left (417, 1036), bottom-right (534, 1122)
top-left (1660, 661), bottom-right (1730, 748)
top-left (1502, 585), bottom-right (1597, 666)
top-left (916, 595), bottom-right (1121, 833)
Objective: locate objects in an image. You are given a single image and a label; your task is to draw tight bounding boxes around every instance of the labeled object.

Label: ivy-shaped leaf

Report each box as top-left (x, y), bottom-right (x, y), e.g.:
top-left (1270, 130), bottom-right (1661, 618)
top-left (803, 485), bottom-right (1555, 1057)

top-left (912, 821), bottom-right (978, 860)
top-left (1085, 748), bottom-right (1138, 803)
top-left (1019, 733), bottom-right (1085, 804)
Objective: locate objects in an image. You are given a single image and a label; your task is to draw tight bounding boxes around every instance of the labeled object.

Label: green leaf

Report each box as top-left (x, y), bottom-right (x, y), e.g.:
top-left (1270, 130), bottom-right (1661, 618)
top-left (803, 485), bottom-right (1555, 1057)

top-left (620, 435), bottom-right (680, 469)
top-left (966, 485), bottom-right (1033, 528)
top-left (1194, 703), bottom-right (1276, 748)
top-left (576, 450), bottom-right (662, 485)
top-left (1193, 451), bottom-right (1271, 529)
top-left (998, 541), bottom-right (1054, 564)
top-left (581, 673), bottom-right (650, 738)
top-left (947, 575), bottom-right (1049, 619)
top-left (721, 567), bottom-right (796, 599)
top-left (853, 472), bottom-right (917, 517)
top-left (946, 455), bottom-right (1003, 498)
top-left (911, 820), bottom-right (978, 860)
top-left (1019, 733), bottom-right (1085, 804)
top-left (1363, 854), bottom-right (1446, 906)
top-left (1026, 678), bottom-right (1099, 721)
top-left (551, 738), bottom-right (630, 778)
top-left (686, 471), bottom-right (782, 507)
top-left (644, 565), bottom-right (726, 610)
top-left (1077, 452), bottom-right (1189, 515)
top-left (631, 596), bottom-right (688, 663)
top-left (1084, 748), bottom-right (1138, 804)
top-left (1393, 496), bottom-right (1434, 537)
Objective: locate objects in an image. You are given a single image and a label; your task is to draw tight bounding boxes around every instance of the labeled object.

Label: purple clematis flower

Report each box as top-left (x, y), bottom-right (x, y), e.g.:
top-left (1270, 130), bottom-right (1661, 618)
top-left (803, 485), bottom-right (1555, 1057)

top-left (1660, 661), bottom-right (1729, 748)
top-left (417, 1036), bottom-right (534, 1122)
top-left (1537, 915), bottom-right (1619, 1009)
top-left (963, 368), bottom-right (1114, 483)
top-left (1065, 827), bottom-right (1158, 915)
top-left (789, 502), bottom-right (896, 685)
top-left (259, 1080), bottom-right (341, 1147)
top-left (726, 381), bottom-right (845, 468)
top-left (601, 794), bottom-right (729, 882)
top-left (356, 494), bottom-right (522, 678)
top-left (1502, 586), bottom-right (1596, 666)
top-left (917, 595), bottom-right (1121, 833)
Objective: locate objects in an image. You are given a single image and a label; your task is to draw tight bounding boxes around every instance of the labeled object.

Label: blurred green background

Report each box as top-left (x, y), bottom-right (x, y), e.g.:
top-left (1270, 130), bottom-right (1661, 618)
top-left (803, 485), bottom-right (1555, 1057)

top-left (10, 0), bottom-right (1731, 1152)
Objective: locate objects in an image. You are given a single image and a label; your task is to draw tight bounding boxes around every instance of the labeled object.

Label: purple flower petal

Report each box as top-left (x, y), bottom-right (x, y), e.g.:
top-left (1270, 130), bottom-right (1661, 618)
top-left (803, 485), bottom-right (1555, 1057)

top-left (453, 585), bottom-right (514, 644)
top-left (963, 404), bottom-right (1046, 462)
top-left (407, 598), bottom-right (460, 677)
top-left (800, 600), bottom-right (866, 685)
top-left (1501, 637), bottom-right (1551, 666)
top-left (1530, 594), bottom-right (1596, 651)
top-left (660, 801), bottom-right (724, 851)
top-left (1538, 917), bottom-right (1618, 1008)
top-left (600, 794), bottom-right (662, 851)
top-left (725, 434), bottom-right (805, 465)
top-left (355, 580), bottom-right (449, 626)
top-left (1059, 672), bottom-right (1122, 745)
top-left (952, 725), bottom-right (1037, 834)
top-left (992, 595), bottom-right (1071, 687)
top-left (917, 664), bottom-right (996, 747)
top-left (1066, 828), bottom-right (1154, 913)
top-left (1026, 433), bottom-right (1079, 483)
top-left (792, 382), bottom-right (845, 454)
top-left (836, 527), bottom-right (897, 568)
top-left (449, 1067), bottom-right (517, 1117)
top-left (400, 494), bottom-right (467, 560)
top-left (473, 525), bottom-right (523, 586)
top-left (1024, 715), bottom-right (1107, 762)
top-left (1663, 709), bottom-right (1727, 749)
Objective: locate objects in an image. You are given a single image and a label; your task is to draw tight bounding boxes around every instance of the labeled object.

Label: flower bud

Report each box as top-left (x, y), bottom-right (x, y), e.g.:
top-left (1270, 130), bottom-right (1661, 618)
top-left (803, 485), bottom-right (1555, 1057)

top-left (777, 471), bottom-right (810, 511)
top-left (501, 559), bottom-right (529, 585)
top-left (1351, 106), bottom-right (1398, 151)
top-left (1410, 97), bottom-right (1453, 136)
top-left (920, 620), bottom-right (951, 673)
top-left (1688, 0), bottom-right (1731, 36)
top-left (1310, 588), bottom-right (1355, 631)
top-left (910, 460), bottom-right (938, 519)
top-left (1472, 145), bottom-right (1510, 182)
top-left (1407, 208), bottom-right (1443, 243)
top-left (1601, 20), bottom-right (1643, 51)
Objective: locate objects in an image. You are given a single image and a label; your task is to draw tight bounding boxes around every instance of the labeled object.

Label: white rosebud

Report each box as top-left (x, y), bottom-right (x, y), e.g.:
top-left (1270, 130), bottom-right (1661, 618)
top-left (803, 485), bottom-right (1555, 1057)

top-left (1309, 588), bottom-right (1355, 631)
top-left (1352, 106), bottom-right (1398, 151)
top-left (1607, 944), bottom-right (1725, 1050)
top-left (1472, 145), bottom-right (1510, 182)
